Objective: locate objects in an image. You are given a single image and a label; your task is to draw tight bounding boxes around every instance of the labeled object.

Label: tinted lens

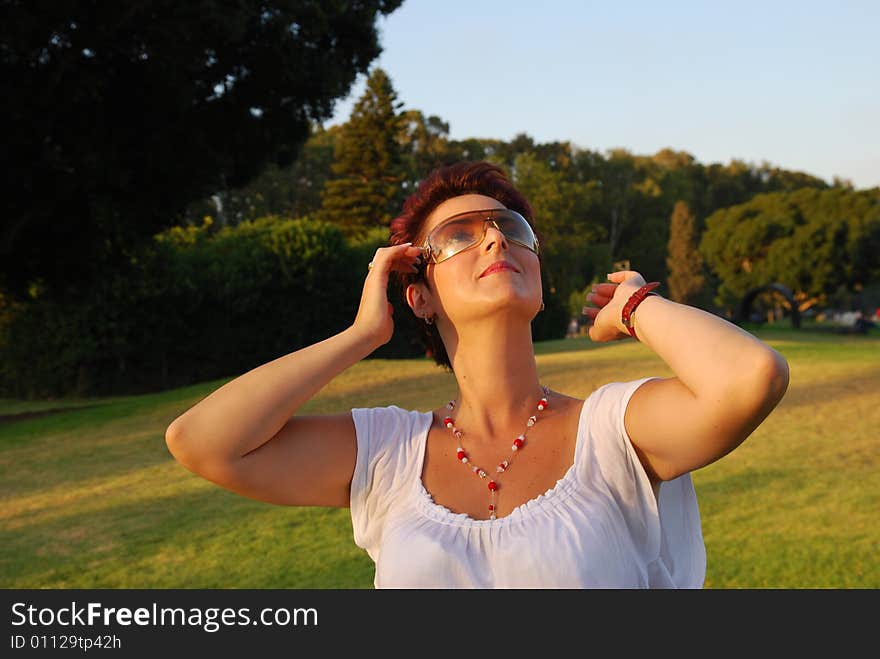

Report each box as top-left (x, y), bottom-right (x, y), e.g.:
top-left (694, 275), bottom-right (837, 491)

top-left (494, 211), bottom-right (538, 250)
top-left (428, 210), bottom-right (538, 262)
top-left (429, 217), bottom-right (484, 261)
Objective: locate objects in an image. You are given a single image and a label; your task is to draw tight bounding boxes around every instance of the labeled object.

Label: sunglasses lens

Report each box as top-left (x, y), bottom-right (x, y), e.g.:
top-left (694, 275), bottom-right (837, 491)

top-left (428, 210), bottom-right (538, 262)
top-left (495, 212), bottom-right (538, 249)
top-left (430, 218), bottom-right (483, 261)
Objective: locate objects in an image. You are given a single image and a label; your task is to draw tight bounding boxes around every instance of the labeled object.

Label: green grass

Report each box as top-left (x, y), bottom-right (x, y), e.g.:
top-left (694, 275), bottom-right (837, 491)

top-left (1, 326), bottom-right (878, 588)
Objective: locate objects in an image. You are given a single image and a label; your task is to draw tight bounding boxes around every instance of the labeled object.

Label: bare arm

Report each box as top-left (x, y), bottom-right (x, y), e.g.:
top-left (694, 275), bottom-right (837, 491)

top-left (584, 271), bottom-right (790, 482)
top-left (166, 327), bottom-right (374, 506)
top-left (165, 242), bottom-right (423, 507)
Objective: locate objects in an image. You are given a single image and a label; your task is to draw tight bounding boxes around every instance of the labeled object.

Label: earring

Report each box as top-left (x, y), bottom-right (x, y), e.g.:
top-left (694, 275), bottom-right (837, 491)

top-left (424, 314), bottom-right (434, 325)
top-left (540, 301), bottom-right (545, 311)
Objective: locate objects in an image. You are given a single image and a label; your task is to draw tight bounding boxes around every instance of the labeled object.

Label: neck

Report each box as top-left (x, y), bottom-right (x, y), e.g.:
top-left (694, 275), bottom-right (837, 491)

top-left (442, 316), bottom-right (545, 444)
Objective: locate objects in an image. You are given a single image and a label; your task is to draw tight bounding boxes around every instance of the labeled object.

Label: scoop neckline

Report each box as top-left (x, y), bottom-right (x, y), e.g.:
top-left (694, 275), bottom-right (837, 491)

top-left (412, 396), bottom-right (592, 528)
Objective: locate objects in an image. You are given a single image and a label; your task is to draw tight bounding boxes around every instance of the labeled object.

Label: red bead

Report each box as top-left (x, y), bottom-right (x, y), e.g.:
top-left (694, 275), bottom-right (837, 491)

top-left (444, 417), bottom-right (453, 427)
top-left (456, 450), bottom-right (466, 461)
top-left (488, 481), bottom-right (498, 491)
top-left (488, 504), bottom-right (495, 511)
top-left (513, 438), bottom-right (524, 449)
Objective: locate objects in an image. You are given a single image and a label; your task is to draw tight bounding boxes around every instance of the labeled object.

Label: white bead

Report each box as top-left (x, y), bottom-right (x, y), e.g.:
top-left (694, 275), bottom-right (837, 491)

top-left (461, 457), bottom-right (468, 463)
top-left (445, 421), bottom-right (453, 428)
top-left (490, 513), bottom-right (497, 520)
top-left (512, 444), bottom-right (518, 451)
top-left (537, 403), bottom-right (545, 410)
top-left (456, 447), bottom-right (463, 453)
top-left (496, 466), bottom-right (504, 472)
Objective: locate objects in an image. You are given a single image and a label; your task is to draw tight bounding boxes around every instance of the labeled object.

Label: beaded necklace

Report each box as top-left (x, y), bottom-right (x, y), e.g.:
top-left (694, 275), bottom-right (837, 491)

top-left (443, 385), bottom-right (550, 520)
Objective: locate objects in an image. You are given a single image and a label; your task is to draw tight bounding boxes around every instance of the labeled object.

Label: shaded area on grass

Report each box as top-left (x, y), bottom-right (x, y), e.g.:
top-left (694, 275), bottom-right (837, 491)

top-left (0, 404), bottom-right (105, 427)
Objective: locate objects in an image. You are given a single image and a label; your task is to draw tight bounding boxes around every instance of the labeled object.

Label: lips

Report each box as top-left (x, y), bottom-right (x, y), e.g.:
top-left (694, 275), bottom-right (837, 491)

top-left (480, 261), bottom-right (520, 278)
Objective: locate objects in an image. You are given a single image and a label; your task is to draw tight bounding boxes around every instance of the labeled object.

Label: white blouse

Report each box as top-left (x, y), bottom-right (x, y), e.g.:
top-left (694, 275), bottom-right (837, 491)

top-left (349, 377), bottom-right (706, 588)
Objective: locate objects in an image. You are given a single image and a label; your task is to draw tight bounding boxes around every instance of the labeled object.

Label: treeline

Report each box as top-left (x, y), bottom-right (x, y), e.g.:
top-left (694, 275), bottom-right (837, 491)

top-left (2, 66), bottom-right (877, 399)
top-left (185, 68), bottom-right (876, 317)
top-left (1, 218), bottom-right (382, 397)
top-left (0, 213), bottom-right (568, 398)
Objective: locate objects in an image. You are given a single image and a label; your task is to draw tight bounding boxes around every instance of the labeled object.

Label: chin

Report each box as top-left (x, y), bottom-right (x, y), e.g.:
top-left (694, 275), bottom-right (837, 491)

top-left (471, 292), bottom-right (541, 321)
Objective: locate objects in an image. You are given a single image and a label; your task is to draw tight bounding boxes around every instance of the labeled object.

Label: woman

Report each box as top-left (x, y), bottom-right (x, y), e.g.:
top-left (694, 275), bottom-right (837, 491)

top-left (165, 161), bottom-right (790, 588)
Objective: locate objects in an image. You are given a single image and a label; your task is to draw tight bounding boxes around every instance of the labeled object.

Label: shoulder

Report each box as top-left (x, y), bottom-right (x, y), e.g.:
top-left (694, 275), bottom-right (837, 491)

top-left (585, 377), bottom-right (659, 427)
top-left (350, 405), bottom-right (430, 466)
top-left (349, 405), bottom-right (429, 555)
top-left (584, 377), bottom-right (664, 488)
top-left (351, 404), bottom-right (427, 426)
top-left (351, 404), bottom-right (423, 428)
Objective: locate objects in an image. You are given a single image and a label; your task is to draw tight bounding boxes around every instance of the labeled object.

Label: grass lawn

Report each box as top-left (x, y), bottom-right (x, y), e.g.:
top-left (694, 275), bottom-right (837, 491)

top-left (1, 323), bottom-right (877, 588)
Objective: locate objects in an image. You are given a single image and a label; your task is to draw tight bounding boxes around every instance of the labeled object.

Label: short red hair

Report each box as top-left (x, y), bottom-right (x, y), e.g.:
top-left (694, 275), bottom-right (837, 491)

top-left (389, 161), bottom-right (541, 371)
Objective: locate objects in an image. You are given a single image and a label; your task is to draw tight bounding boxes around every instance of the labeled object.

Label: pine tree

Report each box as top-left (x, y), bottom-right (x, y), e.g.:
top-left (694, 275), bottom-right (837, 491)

top-left (666, 201), bottom-right (706, 305)
top-left (320, 68), bottom-right (405, 237)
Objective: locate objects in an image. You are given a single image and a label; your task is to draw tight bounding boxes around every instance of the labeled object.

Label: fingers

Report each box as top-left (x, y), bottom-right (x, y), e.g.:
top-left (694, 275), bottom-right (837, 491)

top-left (590, 283), bottom-right (616, 298)
top-left (586, 269), bottom-right (646, 308)
top-left (582, 270), bottom-right (645, 343)
top-left (607, 270), bottom-right (636, 281)
top-left (367, 243), bottom-right (423, 276)
top-left (583, 283), bottom-right (616, 309)
top-left (401, 245), bottom-right (425, 273)
top-left (582, 280), bottom-right (620, 318)
top-left (607, 269), bottom-right (646, 287)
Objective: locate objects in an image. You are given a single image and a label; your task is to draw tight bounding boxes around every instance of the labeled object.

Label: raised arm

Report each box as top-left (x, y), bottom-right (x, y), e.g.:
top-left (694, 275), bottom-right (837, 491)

top-left (164, 242), bottom-right (423, 507)
top-left (583, 270), bottom-right (790, 483)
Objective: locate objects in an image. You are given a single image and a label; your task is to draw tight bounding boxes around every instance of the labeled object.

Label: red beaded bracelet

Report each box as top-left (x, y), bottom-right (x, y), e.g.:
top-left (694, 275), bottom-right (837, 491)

top-left (621, 282), bottom-right (661, 340)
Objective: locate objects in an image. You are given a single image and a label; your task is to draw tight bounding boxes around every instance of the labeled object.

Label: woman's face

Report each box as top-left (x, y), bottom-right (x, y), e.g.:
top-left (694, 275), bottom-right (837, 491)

top-left (411, 193), bottom-right (543, 326)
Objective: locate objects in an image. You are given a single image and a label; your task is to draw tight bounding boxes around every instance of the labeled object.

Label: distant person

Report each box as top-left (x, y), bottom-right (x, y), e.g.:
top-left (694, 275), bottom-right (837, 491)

top-left (165, 161), bottom-right (790, 588)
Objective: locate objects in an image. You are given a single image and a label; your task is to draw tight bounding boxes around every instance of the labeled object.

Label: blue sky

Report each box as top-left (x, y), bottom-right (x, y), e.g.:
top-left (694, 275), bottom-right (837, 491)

top-left (325, 0), bottom-right (879, 189)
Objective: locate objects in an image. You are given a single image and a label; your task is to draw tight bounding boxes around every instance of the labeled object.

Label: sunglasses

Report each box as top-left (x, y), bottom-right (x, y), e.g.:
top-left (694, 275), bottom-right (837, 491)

top-left (418, 208), bottom-right (540, 266)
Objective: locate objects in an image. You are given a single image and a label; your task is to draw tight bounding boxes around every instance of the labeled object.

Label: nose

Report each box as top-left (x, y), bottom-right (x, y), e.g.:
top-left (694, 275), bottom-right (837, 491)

top-left (481, 220), bottom-right (509, 253)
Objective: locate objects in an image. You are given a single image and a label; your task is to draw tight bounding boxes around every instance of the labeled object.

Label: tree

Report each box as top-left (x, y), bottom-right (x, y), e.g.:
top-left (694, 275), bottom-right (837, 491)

top-left (397, 109), bottom-right (451, 192)
top-left (699, 188), bottom-right (880, 313)
top-left (319, 67), bottom-right (405, 237)
top-left (511, 152), bottom-right (604, 304)
top-left (598, 149), bottom-right (639, 257)
top-left (0, 0), bottom-right (402, 300)
top-left (666, 201), bottom-right (705, 305)
top-left (184, 122), bottom-right (341, 226)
